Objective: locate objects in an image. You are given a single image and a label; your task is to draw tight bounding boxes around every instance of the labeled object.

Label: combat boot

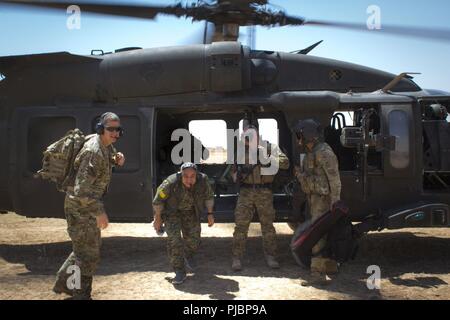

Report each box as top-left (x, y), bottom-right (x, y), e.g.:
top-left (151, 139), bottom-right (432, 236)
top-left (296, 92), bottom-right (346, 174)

top-left (231, 257), bottom-right (242, 271)
top-left (265, 255), bottom-right (280, 269)
top-left (300, 271), bottom-right (329, 287)
top-left (72, 276), bottom-right (93, 300)
top-left (324, 258), bottom-right (339, 275)
top-left (53, 255), bottom-right (76, 296)
top-left (184, 256), bottom-right (197, 273)
top-left (172, 271), bottom-right (187, 285)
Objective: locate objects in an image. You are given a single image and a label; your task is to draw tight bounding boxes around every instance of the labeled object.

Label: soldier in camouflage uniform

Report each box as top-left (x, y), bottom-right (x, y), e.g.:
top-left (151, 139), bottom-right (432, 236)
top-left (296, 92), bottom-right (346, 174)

top-left (292, 119), bottom-right (341, 286)
top-left (153, 162), bottom-right (215, 285)
top-left (53, 112), bottom-right (125, 299)
top-left (231, 125), bottom-right (290, 271)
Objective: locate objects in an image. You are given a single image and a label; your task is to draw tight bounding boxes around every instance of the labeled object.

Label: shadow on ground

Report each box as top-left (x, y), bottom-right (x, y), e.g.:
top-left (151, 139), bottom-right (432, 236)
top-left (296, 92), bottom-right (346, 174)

top-left (1, 231), bottom-right (449, 299)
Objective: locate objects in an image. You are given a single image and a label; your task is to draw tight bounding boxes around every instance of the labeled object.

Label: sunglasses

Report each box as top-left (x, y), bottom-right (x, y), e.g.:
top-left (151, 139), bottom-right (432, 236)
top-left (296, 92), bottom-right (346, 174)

top-left (105, 126), bottom-right (123, 133)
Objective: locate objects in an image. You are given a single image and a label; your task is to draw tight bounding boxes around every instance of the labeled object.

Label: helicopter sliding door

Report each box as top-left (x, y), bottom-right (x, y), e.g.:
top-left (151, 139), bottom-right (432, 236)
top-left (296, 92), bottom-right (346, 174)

top-left (10, 106), bottom-right (154, 221)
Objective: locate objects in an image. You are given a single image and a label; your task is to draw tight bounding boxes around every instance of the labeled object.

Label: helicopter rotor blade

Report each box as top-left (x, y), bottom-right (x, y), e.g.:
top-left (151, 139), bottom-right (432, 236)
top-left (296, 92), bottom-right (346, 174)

top-left (283, 15), bottom-right (450, 43)
top-left (3, 1), bottom-right (450, 43)
top-left (0, 0), bottom-right (189, 20)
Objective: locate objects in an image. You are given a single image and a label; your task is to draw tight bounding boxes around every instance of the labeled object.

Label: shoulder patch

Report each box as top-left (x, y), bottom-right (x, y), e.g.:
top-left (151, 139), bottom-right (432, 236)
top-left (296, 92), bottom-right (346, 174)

top-left (158, 190), bottom-right (168, 199)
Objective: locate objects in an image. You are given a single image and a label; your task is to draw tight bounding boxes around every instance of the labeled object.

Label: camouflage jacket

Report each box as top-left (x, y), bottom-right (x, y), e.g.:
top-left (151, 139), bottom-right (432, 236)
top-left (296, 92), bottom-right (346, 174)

top-left (153, 172), bottom-right (214, 217)
top-left (297, 142), bottom-right (341, 205)
top-left (238, 142), bottom-right (290, 185)
top-left (68, 134), bottom-right (117, 216)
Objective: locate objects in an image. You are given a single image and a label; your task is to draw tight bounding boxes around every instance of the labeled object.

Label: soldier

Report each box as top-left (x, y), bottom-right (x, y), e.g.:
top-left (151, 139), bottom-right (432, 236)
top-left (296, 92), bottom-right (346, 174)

top-left (231, 125), bottom-right (290, 271)
top-left (53, 112), bottom-right (125, 299)
top-left (292, 119), bottom-right (342, 286)
top-left (153, 162), bottom-right (215, 285)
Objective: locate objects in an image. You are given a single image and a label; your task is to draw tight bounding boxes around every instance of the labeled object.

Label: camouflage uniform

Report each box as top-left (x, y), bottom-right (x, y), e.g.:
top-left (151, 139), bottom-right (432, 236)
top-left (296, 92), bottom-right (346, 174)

top-left (153, 173), bottom-right (214, 272)
top-left (296, 141), bottom-right (341, 273)
top-left (232, 143), bottom-right (290, 258)
top-left (56, 135), bottom-right (116, 294)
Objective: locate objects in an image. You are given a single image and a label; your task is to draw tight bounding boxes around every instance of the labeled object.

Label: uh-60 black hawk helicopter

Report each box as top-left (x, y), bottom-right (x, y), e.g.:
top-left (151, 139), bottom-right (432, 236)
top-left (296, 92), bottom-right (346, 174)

top-left (0, 0), bottom-right (449, 240)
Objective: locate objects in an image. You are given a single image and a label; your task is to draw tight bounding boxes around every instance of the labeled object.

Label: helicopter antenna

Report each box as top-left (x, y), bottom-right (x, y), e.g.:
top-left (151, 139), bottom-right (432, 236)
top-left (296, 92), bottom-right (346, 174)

top-left (382, 72), bottom-right (421, 93)
top-left (291, 40), bottom-right (324, 55)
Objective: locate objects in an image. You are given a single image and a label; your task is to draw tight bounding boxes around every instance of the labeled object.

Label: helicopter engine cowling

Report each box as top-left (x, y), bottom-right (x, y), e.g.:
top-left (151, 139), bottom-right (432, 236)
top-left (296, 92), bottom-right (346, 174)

top-left (103, 42), bottom-right (252, 98)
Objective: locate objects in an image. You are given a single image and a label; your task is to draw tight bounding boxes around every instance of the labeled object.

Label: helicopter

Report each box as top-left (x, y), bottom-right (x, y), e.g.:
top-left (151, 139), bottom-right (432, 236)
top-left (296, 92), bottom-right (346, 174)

top-left (0, 0), bottom-right (449, 238)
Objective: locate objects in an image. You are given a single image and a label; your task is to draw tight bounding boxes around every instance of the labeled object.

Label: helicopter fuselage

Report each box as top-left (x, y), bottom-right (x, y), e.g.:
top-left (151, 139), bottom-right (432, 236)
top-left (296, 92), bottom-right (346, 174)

top-left (0, 42), bottom-right (448, 231)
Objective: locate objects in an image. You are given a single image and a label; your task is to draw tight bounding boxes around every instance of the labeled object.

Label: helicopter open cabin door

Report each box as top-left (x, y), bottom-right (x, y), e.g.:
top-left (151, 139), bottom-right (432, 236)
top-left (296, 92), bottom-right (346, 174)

top-left (10, 106), bottom-right (154, 221)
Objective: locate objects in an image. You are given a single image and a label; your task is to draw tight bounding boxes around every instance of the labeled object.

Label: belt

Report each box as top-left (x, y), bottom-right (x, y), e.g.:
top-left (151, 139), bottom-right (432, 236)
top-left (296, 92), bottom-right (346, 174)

top-left (241, 183), bottom-right (273, 189)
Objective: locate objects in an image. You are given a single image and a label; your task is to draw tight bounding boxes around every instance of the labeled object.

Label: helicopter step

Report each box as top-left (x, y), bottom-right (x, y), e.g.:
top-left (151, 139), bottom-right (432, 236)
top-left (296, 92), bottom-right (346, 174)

top-left (385, 202), bottom-right (449, 229)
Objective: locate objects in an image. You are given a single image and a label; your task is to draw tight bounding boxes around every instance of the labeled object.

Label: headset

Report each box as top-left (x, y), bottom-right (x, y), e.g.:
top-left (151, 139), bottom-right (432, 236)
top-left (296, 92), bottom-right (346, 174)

top-left (95, 112), bottom-right (123, 137)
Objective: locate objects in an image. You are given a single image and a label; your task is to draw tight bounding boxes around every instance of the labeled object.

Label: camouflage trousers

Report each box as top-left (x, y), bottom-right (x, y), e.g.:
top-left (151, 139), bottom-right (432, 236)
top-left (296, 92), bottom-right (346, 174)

top-left (308, 193), bottom-right (335, 273)
top-left (232, 188), bottom-right (277, 258)
top-left (57, 195), bottom-right (101, 279)
top-left (164, 209), bottom-right (201, 272)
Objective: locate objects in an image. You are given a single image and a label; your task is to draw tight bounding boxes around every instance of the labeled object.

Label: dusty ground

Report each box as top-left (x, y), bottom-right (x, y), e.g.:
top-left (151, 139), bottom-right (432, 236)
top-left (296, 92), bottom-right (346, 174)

top-left (0, 212), bottom-right (448, 300)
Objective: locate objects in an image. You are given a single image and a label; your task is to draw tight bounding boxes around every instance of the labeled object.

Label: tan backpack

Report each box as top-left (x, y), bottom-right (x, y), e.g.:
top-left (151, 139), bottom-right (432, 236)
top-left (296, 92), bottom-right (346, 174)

top-left (34, 129), bottom-right (91, 192)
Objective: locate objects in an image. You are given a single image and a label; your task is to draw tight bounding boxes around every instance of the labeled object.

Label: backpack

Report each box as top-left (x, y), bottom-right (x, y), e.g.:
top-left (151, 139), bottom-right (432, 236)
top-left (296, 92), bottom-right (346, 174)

top-left (34, 129), bottom-right (90, 192)
top-left (325, 217), bottom-right (359, 263)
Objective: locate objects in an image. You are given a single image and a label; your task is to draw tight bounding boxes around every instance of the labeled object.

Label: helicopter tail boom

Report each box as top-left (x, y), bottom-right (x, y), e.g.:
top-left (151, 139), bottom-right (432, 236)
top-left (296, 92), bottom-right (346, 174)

top-left (0, 52), bottom-right (101, 77)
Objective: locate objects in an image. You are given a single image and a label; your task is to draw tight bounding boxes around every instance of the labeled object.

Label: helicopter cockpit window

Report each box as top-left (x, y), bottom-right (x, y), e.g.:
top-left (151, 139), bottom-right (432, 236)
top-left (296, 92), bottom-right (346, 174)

top-left (389, 110), bottom-right (410, 169)
top-left (188, 120), bottom-right (227, 164)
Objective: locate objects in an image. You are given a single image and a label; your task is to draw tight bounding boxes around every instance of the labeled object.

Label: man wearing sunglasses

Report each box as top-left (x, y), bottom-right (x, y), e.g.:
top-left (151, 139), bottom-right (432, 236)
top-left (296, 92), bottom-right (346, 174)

top-left (53, 112), bottom-right (125, 299)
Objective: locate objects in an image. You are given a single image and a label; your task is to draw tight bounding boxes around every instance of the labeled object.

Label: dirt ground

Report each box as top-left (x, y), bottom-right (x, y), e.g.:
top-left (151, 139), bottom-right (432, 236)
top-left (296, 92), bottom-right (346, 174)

top-left (0, 212), bottom-right (448, 300)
